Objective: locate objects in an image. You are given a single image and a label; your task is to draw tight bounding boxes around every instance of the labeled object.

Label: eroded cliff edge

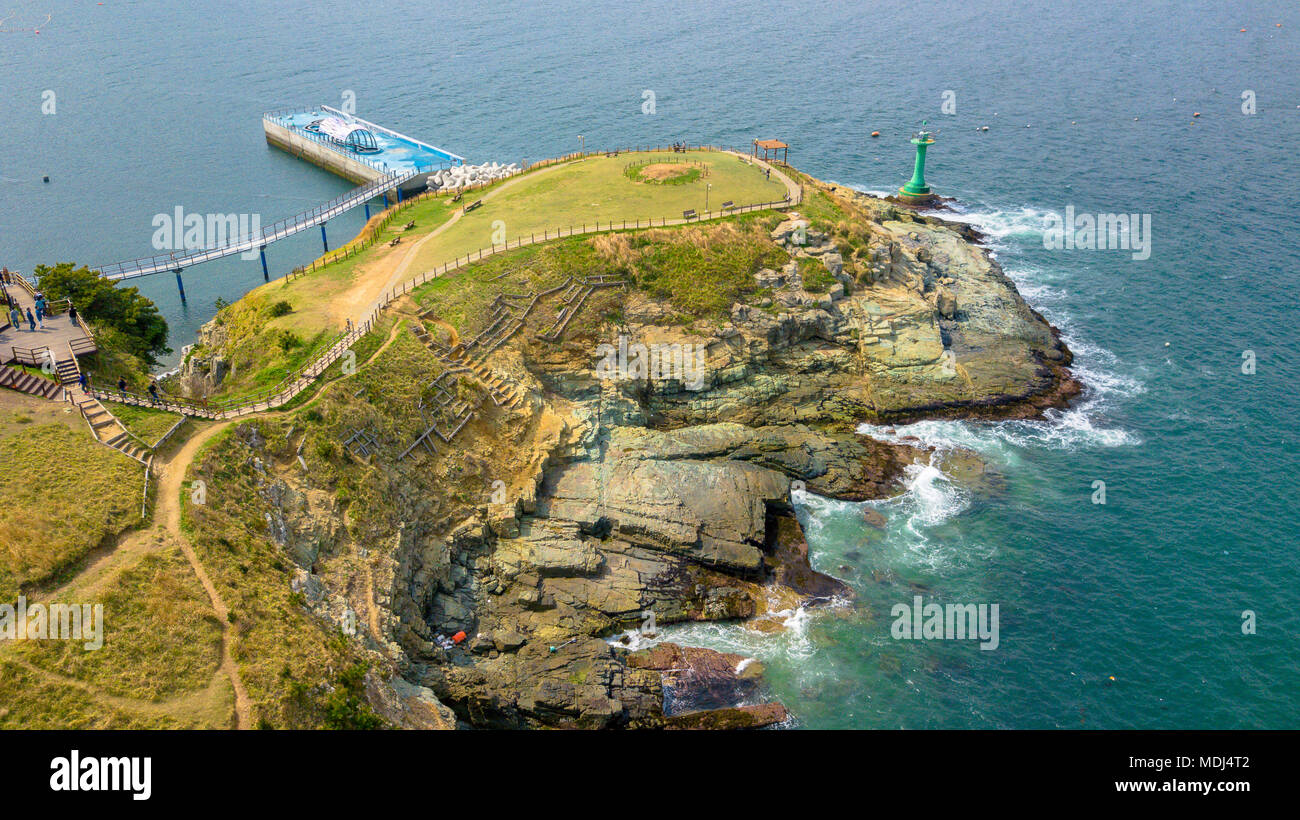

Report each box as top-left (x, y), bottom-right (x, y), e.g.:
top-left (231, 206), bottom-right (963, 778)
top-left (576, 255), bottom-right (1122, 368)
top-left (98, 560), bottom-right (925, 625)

top-left (189, 175), bottom-right (1078, 728)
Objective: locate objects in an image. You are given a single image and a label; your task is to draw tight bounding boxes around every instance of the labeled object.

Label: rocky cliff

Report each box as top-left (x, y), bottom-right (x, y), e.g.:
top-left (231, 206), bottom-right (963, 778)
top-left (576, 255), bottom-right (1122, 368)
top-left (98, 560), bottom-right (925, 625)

top-left (215, 176), bottom-right (1077, 728)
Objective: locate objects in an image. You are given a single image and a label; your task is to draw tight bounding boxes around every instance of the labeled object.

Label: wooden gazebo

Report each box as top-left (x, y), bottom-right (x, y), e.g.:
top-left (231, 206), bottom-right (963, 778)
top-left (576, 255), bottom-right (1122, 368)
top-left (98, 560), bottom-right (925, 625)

top-left (752, 139), bottom-right (789, 165)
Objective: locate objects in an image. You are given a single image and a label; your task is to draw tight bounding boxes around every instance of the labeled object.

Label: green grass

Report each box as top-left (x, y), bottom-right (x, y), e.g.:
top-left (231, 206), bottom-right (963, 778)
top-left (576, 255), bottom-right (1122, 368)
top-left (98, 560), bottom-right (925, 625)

top-left (411, 211), bottom-right (788, 328)
top-left (798, 257), bottom-right (837, 293)
top-left (190, 149), bottom-right (786, 404)
top-left (0, 421), bottom-right (141, 601)
top-left (591, 215), bottom-right (788, 319)
top-left (102, 401), bottom-right (182, 447)
top-left (408, 150), bottom-right (786, 275)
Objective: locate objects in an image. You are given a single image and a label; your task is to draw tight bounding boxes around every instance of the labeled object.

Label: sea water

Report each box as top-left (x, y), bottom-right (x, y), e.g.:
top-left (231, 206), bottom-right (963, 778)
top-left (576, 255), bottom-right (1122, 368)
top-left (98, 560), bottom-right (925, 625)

top-left (2, 0), bottom-right (1296, 728)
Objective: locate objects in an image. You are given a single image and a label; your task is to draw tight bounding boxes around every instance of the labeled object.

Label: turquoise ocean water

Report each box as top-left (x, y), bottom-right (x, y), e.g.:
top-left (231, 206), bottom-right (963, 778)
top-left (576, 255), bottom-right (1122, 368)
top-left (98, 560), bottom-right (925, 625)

top-left (2, 0), bottom-right (1296, 728)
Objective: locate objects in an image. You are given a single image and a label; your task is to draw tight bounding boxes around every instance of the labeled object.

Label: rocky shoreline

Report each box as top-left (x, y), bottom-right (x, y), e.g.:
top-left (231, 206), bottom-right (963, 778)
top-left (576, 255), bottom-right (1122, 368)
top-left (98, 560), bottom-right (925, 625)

top-left (212, 174), bottom-right (1078, 728)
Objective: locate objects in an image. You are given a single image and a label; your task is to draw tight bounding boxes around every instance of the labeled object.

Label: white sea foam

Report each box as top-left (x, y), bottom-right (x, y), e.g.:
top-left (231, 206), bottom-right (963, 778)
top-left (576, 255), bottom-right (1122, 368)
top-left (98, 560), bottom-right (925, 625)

top-left (926, 204), bottom-right (1058, 242)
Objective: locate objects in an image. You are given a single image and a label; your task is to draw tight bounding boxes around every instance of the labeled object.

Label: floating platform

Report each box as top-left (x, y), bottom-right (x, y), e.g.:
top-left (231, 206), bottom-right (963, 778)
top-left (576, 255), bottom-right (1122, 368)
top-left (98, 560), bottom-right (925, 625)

top-left (263, 105), bottom-right (464, 192)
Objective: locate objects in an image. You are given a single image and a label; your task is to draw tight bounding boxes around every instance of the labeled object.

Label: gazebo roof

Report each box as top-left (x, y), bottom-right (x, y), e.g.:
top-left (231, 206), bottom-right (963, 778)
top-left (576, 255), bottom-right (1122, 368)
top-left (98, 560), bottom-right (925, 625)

top-left (753, 139), bottom-right (788, 149)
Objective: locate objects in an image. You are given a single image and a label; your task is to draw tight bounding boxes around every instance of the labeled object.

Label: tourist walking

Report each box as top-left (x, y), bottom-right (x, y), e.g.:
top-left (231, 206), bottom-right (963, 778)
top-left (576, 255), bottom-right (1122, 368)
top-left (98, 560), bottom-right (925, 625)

top-left (25, 308), bottom-right (36, 331)
top-left (68, 304), bottom-right (78, 325)
top-left (117, 376), bottom-right (127, 396)
top-left (9, 305), bottom-right (22, 330)
top-left (34, 294), bottom-right (46, 327)
top-left (147, 382), bottom-right (160, 404)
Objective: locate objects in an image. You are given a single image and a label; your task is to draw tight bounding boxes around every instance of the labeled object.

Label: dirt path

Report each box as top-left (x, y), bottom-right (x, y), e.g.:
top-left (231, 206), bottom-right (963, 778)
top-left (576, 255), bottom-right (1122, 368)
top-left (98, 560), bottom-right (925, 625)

top-left (157, 421), bottom-right (252, 729)
top-left (335, 162), bottom-right (574, 325)
top-left (4, 419), bottom-right (251, 728)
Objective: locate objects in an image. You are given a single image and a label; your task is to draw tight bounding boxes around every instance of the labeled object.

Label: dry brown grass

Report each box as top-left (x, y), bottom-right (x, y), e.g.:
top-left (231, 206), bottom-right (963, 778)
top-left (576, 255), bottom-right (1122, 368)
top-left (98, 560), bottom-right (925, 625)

top-left (0, 398), bottom-right (142, 601)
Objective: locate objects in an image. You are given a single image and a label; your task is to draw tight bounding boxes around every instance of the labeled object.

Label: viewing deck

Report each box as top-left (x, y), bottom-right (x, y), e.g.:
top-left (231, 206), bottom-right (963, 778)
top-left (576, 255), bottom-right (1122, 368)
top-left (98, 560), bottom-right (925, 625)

top-left (0, 270), bottom-right (96, 367)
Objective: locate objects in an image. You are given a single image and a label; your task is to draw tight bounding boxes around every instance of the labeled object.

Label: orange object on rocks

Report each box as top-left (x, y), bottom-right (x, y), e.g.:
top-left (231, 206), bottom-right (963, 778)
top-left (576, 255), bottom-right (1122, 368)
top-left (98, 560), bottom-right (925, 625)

top-left (452, 631), bottom-right (467, 644)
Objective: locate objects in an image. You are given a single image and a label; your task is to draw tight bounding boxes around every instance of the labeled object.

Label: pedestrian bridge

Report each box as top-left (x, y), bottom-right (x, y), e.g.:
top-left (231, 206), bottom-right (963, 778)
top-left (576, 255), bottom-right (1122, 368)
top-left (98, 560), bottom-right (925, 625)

top-left (93, 169), bottom-right (418, 284)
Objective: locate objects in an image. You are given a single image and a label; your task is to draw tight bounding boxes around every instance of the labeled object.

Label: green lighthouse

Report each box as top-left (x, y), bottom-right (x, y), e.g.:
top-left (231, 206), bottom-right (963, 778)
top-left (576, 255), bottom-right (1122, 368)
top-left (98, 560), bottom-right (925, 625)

top-left (897, 128), bottom-right (937, 205)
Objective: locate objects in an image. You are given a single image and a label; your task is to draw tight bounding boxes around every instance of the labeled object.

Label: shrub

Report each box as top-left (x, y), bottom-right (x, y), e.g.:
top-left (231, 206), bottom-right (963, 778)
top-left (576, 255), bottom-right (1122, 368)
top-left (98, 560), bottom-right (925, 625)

top-left (34, 262), bottom-right (170, 364)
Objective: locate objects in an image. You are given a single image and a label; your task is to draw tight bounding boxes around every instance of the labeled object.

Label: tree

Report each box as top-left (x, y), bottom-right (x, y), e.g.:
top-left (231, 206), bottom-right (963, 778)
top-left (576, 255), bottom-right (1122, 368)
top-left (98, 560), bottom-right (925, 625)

top-left (34, 263), bottom-right (170, 364)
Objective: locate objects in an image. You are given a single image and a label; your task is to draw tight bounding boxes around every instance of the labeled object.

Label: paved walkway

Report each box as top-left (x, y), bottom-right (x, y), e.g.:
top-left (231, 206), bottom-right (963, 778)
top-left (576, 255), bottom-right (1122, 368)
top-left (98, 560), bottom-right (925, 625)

top-left (0, 280), bottom-right (94, 365)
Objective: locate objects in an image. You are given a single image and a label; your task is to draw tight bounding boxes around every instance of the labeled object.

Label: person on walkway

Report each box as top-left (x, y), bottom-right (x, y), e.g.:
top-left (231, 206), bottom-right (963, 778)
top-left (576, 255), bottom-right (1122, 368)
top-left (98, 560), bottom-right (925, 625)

top-left (68, 304), bottom-right (78, 325)
top-left (9, 305), bottom-right (22, 330)
top-left (77, 371), bottom-right (87, 391)
top-left (147, 381), bottom-right (160, 404)
top-left (25, 308), bottom-right (36, 331)
top-left (34, 294), bottom-right (46, 327)
top-left (117, 376), bottom-right (127, 396)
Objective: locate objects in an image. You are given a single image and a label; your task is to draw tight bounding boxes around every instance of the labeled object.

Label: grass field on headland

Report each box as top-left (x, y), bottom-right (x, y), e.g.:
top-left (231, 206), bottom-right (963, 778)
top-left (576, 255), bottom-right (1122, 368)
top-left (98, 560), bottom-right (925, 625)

top-left (197, 149), bottom-right (787, 402)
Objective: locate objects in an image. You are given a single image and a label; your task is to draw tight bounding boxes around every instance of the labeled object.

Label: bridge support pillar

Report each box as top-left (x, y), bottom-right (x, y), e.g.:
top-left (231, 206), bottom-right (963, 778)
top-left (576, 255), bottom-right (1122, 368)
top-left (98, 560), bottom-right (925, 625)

top-left (397, 186), bottom-right (403, 203)
top-left (320, 224), bottom-right (329, 254)
top-left (364, 202), bottom-right (371, 221)
top-left (259, 246), bottom-right (269, 281)
top-left (173, 269), bottom-right (186, 302)
top-left (383, 194), bottom-right (389, 208)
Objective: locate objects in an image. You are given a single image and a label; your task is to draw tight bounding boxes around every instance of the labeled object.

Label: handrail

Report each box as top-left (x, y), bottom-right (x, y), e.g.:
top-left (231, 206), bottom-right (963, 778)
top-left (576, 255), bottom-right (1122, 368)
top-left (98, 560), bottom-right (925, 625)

top-left (265, 110), bottom-right (461, 175)
top-left (83, 145), bottom-right (798, 420)
top-left (94, 170), bottom-right (416, 281)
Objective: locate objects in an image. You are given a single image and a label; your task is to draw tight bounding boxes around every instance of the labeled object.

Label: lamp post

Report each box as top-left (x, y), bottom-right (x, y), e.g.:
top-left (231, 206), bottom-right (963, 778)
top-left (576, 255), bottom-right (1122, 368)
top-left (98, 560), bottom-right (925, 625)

top-left (706, 182), bottom-right (712, 214)
top-left (579, 135), bottom-right (584, 155)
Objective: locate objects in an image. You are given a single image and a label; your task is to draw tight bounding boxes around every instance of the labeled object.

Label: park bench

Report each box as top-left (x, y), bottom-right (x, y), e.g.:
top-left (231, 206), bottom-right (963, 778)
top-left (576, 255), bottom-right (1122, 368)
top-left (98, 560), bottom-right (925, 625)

top-left (682, 209), bottom-right (697, 220)
top-left (463, 199), bottom-right (483, 214)
top-left (403, 220), bottom-right (416, 230)
top-left (451, 192), bottom-right (463, 203)
top-left (389, 237), bottom-right (402, 247)
top-left (721, 200), bottom-right (734, 210)
top-left (605, 151), bottom-right (619, 157)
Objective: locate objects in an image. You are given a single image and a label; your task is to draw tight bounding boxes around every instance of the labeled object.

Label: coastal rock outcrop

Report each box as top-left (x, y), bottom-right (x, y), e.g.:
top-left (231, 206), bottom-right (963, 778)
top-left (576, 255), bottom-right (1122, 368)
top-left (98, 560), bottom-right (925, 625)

top-left (215, 171), bottom-right (1079, 729)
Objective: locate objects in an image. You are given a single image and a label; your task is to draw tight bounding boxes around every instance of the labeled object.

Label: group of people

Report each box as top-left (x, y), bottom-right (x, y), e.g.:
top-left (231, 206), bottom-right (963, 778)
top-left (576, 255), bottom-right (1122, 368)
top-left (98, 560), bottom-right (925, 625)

top-left (5, 291), bottom-right (77, 333)
top-left (117, 375), bottom-right (161, 404)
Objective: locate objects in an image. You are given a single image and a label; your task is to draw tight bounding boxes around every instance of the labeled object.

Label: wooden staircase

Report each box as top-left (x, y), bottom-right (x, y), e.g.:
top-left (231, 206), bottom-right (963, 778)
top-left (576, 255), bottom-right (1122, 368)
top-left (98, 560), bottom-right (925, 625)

top-left (55, 357), bottom-right (80, 386)
top-left (410, 324), bottom-right (524, 409)
top-left (0, 364), bottom-right (63, 400)
top-left (74, 389), bottom-right (150, 465)
top-left (0, 360), bottom-right (149, 464)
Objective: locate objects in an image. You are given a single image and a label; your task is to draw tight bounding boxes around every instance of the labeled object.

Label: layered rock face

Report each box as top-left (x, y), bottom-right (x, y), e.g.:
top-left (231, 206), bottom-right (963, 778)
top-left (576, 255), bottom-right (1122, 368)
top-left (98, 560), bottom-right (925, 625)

top-left (249, 179), bottom-right (1077, 728)
top-left (623, 200), bottom-right (1080, 428)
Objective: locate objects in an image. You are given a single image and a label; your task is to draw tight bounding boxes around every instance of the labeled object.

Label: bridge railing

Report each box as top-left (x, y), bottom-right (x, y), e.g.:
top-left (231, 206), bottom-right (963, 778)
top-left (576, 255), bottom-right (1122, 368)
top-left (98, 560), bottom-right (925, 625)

top-left (264, 111), bottom-right (461, 177)
top-left (108, 144), bottom-right (798, 419)
top-left (93, 170), bottom-right (415, 280)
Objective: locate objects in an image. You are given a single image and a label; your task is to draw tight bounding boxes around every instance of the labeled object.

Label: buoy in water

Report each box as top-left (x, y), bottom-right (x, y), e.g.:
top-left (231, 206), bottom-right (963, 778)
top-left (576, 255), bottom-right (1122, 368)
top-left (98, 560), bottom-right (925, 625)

top-left (870, 131), bottom-right (880, 137)
top-left (1193, 112), bottom-right (1201, 117)
top-left (42, 176), bottom-right (49, 183)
